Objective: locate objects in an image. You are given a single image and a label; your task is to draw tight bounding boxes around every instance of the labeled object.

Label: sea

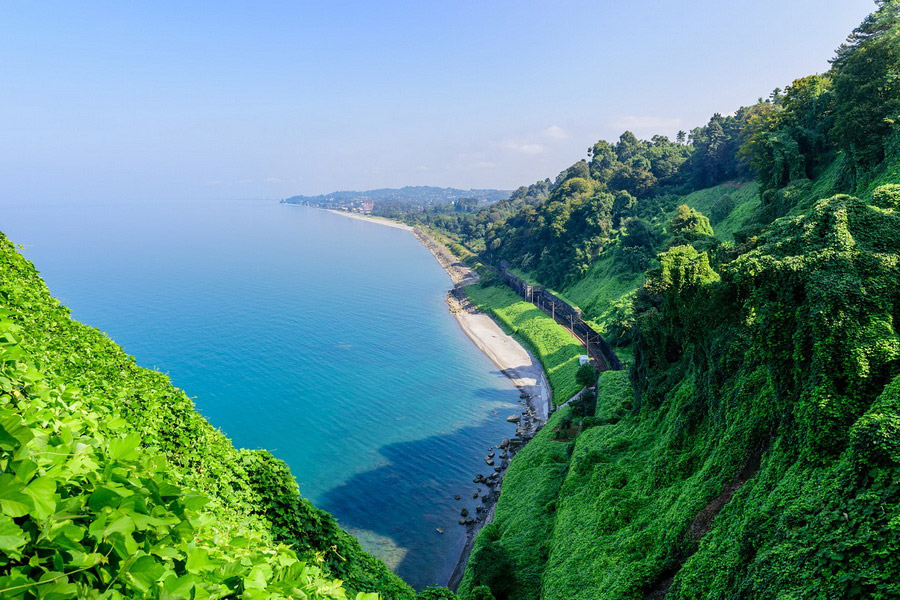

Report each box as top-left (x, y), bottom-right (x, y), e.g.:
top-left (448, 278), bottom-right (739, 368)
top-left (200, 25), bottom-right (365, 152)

top-left (1, 197), bottom-right (520, 589)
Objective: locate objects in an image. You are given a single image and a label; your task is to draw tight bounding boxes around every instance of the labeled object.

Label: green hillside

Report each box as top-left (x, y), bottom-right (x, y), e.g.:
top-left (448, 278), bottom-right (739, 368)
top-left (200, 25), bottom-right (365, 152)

top-left (1, 2), bottom-right (896, 599)
top-left (451, 3), bottom-right (900, 599)
top-left (0, 233), bottom-right (415, 599)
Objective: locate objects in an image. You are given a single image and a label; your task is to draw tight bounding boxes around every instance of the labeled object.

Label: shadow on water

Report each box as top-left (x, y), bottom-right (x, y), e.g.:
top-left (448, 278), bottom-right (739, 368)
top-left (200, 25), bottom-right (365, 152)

top-left (318, 391), bottom-right (520, 590)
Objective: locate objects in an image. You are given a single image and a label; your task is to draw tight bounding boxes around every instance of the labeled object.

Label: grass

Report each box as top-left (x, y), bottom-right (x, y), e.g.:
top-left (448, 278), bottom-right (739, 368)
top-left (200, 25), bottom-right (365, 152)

top-left (464, 282), bottom-right (584, 405)
top-left (559, 252), bottom-right (643, 336)
top-left (676, 180), bottom-right (761, 242)
top-left (457, 408), bottom-right (576, 600)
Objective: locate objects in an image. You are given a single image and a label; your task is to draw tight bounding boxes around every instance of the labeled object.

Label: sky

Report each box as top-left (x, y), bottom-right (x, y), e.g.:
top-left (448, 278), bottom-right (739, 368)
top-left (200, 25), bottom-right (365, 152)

top-left (0, 0), bottom-right (878, 202)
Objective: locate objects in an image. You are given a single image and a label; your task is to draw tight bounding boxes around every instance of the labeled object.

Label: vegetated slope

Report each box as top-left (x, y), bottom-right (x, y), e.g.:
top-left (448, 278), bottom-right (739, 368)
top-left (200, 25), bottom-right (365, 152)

top-left (464, 283), bottom-right (583, 405)
top-left (460, 171), bottom-right (900, 600)
top-left (457, 3), bottom-right (899, 599)
top-left (0, 233), bottom-right (415, 599)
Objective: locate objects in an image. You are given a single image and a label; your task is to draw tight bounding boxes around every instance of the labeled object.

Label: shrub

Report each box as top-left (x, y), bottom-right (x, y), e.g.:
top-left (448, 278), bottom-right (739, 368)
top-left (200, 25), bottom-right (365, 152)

top-left (708, 193), bottom-right (737, 224)
top-left (570, 389), bottom-right (597, 418)
top-left (469, 586), bottom-right (496, 600)
top-left (576, 363), bottom-right (598, 389)
top-left (871, 183), bottom-right (900, 209)
top-left (418, 586), bottom-right (459, 600)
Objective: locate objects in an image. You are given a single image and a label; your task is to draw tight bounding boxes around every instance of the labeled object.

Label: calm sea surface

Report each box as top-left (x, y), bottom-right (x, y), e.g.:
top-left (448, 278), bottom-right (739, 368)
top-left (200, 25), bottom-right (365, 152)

top-left (1, 198), bottom-right (519, 589)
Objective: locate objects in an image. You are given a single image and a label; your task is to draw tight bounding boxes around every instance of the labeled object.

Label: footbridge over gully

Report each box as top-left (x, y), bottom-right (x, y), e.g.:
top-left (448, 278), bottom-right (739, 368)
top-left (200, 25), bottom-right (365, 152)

top-left (498, 261), bottom-right (623, 372)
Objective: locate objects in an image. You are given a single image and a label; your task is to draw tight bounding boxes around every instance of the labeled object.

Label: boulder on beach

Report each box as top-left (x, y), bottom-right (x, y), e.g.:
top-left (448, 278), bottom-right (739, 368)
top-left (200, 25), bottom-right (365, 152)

top-left (461, 508), bottom-right (469, 517)
top-left (507, 415), bottom-right (521, 423)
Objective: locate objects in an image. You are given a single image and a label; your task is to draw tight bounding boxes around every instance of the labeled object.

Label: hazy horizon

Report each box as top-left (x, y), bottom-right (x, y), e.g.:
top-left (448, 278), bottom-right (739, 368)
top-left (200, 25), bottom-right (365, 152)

top-left (1, 1), bottom-right (876, 203)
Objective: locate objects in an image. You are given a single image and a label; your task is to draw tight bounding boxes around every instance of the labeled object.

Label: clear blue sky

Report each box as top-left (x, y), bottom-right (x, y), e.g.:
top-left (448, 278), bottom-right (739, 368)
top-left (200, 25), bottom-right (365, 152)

top-left (0, 1), bottom-right (877, 201)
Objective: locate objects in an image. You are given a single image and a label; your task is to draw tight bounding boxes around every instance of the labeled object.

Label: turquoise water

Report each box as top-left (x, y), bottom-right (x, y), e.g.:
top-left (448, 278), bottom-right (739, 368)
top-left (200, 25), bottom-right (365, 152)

top-left (1, 198), bottom-right (519, 588)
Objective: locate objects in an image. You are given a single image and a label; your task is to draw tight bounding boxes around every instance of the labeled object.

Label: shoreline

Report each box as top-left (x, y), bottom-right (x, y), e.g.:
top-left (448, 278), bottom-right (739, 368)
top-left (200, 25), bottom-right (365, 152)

top-left (308, 205), bottom-right (552, 589)
top-left (400, 228), bottom-right (553, 589)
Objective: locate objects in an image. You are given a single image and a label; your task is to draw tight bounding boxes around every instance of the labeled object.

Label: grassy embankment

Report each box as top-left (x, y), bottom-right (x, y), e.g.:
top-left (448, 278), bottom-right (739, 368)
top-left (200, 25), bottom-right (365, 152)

top-left (458, 155), bottom-right (900, 599)
top-left (501, 181), bottom-right (761, 367)
top-left (463, 282), bottom-right (583, 406)
top-left (0, 233), bottom-right (414, 599)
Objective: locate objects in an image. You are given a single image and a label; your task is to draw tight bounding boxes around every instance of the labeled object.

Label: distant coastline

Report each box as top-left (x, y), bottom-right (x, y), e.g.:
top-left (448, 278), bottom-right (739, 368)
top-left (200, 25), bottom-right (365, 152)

top-left (323, 208), bottom-right (415, 231)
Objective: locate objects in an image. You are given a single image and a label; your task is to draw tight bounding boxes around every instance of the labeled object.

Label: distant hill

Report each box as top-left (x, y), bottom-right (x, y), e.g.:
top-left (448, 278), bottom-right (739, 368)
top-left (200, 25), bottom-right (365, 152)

top-left (281, 185), bottom-right (511, 208)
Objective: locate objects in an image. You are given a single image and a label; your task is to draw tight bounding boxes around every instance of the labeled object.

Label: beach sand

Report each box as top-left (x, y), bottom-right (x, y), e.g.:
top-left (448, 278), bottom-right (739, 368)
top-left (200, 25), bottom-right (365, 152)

top-left (308, 205), bottom-right (552, 588)
top-left (323, 208), bottom-right (414, 231)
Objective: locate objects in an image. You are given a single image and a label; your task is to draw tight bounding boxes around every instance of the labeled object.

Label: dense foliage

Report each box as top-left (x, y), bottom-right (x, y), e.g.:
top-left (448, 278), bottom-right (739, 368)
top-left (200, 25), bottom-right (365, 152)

top-left (457, 4), bottom-right (900, 599)
top-left (0, 317), bottom-right (373, 600)
top-left (0, 234), bottom-right (415, 599)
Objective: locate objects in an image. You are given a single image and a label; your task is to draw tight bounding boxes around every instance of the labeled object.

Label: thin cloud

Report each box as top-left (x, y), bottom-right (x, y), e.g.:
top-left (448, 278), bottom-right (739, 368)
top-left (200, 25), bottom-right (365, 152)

top-left (609, 116), bottom-right (683, 131)
top-left (500, 141), bottom-right (545, 155)
top-left (543, 125), bottom-right (570, 140)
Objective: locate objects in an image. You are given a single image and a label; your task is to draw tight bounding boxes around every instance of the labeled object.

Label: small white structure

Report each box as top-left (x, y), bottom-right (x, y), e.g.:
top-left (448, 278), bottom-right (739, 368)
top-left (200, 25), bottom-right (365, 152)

top-left (579, 355), bottom-right (590, 366)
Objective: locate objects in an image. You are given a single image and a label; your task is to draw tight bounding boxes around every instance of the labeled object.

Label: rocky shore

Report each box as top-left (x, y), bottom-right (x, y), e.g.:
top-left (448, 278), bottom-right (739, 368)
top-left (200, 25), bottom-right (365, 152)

top-left (312, 209), bottom-right (553, 588)
top-left (419, 233), bottom-right (551, 590)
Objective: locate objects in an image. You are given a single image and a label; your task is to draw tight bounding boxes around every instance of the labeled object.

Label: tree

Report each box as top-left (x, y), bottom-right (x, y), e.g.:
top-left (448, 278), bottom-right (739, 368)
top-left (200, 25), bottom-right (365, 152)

top-left (670, 205), bottom-right (714, 238)
top-left (831, 0), bottom-right (899, 168)
top-left (622, 218), bottom-right (656, 251)
top-left (470, 586), bottom-right (496, 600)
top-left (418, 586), bottom-right (458, 600)
top-left (576, 363), bottom-right (598, 388)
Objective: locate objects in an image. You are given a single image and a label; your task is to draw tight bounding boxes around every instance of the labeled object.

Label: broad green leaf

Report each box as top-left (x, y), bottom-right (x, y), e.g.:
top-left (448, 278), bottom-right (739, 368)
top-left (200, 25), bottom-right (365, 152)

top-left (125, 554), bottom-right (166, 593)
top-left (0, 474), bottom-right (34, 517)
top-left (186, 547), bottom-right (211, 572)
top-left (34, 578), bottom-right (78, 599)
top-left (161, 574), bottom-right (198, 600)
top-left (0, 415), bottom-right (33, 450)
top-left (23, 476), bottom-right (56, 520)
top-left (0, 514), bottom-right (27, 554)
top-left (88, 486), bottom-right (124, 511)
top-left (182, 494), bottom-right (210, 511)
top-left (104, 511), bottom-right (136, 537)
top-left (108, 432), bottom-right (141, 461)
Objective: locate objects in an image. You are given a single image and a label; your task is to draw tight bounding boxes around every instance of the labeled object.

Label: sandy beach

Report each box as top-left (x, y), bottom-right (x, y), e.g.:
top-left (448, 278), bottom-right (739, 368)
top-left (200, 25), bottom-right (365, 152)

top-left (323, 208), bottom-right (414, 231)
top-left (405, 229), bottom-right (553, 589)
top-left (308, 205), bottom-right (552, 588)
